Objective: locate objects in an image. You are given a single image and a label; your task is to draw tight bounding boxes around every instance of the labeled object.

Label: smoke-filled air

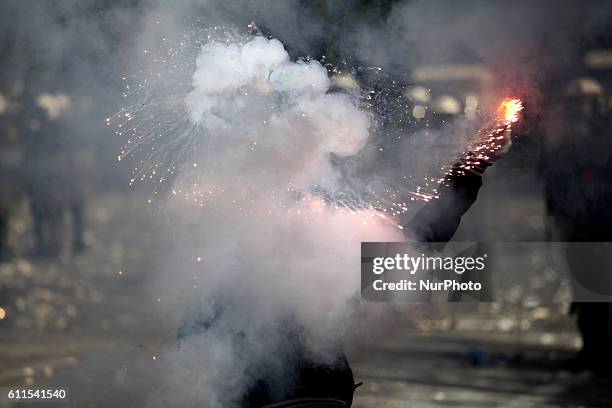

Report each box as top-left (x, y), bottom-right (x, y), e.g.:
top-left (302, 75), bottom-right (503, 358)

top-left (110, 31), bottom-right (405, 406)
top-left (4, 1), bottom-right (612, 407)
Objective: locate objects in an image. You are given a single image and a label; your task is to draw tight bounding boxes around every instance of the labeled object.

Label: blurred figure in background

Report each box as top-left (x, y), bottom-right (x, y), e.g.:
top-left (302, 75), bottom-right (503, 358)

top-left (544, 71), bottom-right (612, 375)
top-left (0, 24), bottom-right (89, 260)
top-left (21, 82), bottom-right (87, 258)
top-left (0, 108), bottom-right (20, 261)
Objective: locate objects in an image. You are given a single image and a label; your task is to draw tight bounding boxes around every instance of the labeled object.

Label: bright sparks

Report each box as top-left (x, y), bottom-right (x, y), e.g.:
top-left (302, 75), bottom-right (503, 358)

top-left (498, 98), bottom-right (523, 124)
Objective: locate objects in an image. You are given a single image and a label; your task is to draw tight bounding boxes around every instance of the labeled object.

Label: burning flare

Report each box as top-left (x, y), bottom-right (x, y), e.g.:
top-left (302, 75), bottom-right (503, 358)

top-left (498, 98), bottom-right (523, 124)
top-left (455, 97), bottom-right (524, 177)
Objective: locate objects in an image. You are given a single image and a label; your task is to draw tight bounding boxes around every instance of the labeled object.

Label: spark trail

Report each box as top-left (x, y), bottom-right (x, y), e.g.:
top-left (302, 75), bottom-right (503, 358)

top-left (109, 27), bottom-right (522, 229)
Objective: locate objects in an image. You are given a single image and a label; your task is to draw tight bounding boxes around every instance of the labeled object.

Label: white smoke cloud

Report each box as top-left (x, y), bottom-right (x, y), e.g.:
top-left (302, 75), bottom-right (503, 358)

top-left (140, 34), bottom-right (403, 406)
top-left (183, 36), bottom-right (371, 192)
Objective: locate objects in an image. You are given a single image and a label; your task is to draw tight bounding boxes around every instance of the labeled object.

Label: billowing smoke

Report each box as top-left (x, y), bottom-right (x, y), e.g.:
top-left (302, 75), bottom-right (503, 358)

top-left (127, 33), bottom-right (404, 406)
top-left (184, 36), bottom-right (369, 190)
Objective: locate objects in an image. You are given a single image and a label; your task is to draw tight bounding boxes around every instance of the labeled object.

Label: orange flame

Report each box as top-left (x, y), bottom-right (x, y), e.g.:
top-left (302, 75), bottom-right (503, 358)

top-left (498, 98), bottom-right (523, 123)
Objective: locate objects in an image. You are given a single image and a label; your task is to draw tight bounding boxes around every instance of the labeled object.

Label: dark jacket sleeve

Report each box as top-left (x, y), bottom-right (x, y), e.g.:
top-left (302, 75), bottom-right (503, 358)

top-left (404, 164), bottom-right (488, 243)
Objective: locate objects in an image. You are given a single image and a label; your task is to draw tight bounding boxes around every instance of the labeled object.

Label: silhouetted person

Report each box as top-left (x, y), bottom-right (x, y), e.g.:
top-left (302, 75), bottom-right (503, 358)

top-left (176, 113), bottom-right (515, 407)
top-left (21, 88), bottom-right (87, 258)
top-left (544, 77), bottom-right (612, 375)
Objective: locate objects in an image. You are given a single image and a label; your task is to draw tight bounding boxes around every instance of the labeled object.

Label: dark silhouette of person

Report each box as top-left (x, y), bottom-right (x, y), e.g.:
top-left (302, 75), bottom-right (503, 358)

top-left (20, 87), bottom-right (87, 258)
top-left (543, 77), bottom-right (612, 375)
top-left (233, 117), bottom-right (513, 407)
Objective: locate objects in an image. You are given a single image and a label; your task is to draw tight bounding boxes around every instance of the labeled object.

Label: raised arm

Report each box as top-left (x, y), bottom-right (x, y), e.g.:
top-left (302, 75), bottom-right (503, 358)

top-left (404, 160), bottom-right (489, 243)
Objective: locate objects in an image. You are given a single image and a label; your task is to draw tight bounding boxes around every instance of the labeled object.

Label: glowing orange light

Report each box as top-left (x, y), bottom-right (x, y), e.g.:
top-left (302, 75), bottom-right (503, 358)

top-left (498, 98), bottom-right (523, 123)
